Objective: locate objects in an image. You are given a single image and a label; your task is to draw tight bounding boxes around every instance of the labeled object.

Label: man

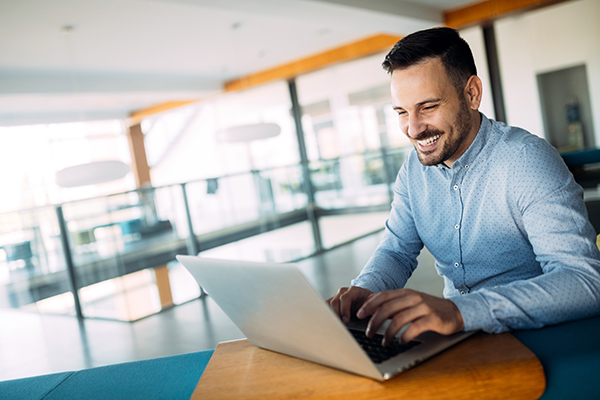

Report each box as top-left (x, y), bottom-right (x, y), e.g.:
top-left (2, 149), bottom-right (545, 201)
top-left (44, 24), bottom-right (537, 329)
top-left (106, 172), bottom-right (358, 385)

top-left (327, 27), bottom-right (600, 347)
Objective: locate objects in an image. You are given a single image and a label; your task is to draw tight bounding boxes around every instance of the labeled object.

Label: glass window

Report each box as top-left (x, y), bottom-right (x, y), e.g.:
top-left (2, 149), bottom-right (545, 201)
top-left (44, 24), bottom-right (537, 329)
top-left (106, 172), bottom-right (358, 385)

top-left (0, 120), bottom-right (133, 213)
top-left (296, 52), bottom-right (403, 160)
top-left (147, 81), bottom-right (300, 186)
top-left (295, 51), bottom-right (412, 217)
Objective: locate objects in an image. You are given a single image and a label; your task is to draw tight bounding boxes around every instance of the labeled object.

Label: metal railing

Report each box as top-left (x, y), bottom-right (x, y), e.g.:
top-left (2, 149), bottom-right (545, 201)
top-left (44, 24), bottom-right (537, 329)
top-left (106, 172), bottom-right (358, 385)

top-left (0, 147), bottom-right (411, 319)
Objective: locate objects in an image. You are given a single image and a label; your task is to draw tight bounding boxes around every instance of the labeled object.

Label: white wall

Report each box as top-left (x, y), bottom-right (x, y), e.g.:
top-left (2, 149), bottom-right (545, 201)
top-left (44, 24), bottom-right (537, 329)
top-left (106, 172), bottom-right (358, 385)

top-left (460, 26), bottom-right (496, 121)
top-left (495, 0), bottom-right (600, 141)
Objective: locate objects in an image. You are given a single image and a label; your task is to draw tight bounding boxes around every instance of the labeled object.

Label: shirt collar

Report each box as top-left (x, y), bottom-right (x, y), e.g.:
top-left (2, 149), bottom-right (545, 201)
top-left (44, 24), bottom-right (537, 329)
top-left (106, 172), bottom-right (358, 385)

top-left (454, 112), bottom-right (490, 169)
top-left (435, 112), bottom-right (491, 171)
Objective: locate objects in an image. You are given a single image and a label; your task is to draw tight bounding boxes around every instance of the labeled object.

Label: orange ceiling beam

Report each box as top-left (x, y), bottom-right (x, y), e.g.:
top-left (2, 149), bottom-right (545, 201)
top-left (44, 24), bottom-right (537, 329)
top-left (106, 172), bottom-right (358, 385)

top-left (129, 33), bottom-right (401, 122)
top-left (130, 0), bottom-right (570, 121)
top-left (129, 100), bottom-right (199, 124)
top-left (224, 33), bottom-right (402, 92)
top-left (444, 0), bottom-right (570, 29)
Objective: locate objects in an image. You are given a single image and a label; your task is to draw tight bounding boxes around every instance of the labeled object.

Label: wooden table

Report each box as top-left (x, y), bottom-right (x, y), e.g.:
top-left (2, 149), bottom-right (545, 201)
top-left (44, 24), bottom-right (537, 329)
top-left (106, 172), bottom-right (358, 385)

top-left (192, 332), bottom-right (545, 400)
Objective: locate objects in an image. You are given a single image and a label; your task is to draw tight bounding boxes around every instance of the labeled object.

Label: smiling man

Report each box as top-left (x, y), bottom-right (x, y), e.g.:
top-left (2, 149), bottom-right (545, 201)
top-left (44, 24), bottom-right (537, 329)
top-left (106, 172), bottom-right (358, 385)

top-left (327, 27), bottom-right (600, 347)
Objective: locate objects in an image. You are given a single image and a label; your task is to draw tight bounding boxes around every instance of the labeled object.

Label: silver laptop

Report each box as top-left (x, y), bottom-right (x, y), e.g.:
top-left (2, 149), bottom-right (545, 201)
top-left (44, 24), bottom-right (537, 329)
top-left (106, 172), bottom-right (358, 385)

top-left (176, 255), bottom-right (476, 381)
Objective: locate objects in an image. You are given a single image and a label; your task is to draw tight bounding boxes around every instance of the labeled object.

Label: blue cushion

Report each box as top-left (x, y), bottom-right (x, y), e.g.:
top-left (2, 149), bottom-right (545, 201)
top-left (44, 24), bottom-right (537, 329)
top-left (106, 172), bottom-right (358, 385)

top-left (45, 350), bottom-right (214, 400)
top-left (0, 371), bottom-right (74, 400)
top-left (560, 148), bottom-right (600, 168)
top-left (0, 350), bottom-right (213, 400)
top-left (513, 315), bottom-right (600, 400)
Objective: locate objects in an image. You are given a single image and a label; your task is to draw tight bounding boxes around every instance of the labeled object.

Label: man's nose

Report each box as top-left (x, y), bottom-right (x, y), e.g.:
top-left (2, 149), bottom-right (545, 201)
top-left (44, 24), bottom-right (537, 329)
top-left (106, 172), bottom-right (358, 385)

top-left (407, 114), bottom-right (426, 139)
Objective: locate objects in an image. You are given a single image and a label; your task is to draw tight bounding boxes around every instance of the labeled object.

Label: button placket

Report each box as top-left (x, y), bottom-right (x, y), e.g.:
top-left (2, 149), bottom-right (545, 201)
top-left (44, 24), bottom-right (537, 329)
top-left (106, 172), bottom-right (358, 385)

top-left (449, 165), bottom-right (467, 291)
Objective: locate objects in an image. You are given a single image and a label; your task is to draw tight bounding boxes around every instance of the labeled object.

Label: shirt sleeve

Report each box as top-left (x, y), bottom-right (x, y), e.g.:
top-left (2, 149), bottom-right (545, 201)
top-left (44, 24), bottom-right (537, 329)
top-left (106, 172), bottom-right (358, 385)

top-left (351, 160), bottom-right (424, 293)
top-left (450, 140), bottom-right (600, 333)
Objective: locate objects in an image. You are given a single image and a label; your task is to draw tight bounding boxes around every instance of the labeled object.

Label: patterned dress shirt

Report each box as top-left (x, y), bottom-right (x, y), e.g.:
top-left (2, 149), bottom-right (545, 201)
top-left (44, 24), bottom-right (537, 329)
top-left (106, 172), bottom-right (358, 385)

top-left (351, 113), bottom-right (600, 333)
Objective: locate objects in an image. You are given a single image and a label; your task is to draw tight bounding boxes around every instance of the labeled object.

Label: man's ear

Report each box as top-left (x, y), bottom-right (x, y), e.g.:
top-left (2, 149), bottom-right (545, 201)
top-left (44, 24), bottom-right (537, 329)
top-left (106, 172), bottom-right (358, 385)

top-left (464, 75), bottom-right (483, 110)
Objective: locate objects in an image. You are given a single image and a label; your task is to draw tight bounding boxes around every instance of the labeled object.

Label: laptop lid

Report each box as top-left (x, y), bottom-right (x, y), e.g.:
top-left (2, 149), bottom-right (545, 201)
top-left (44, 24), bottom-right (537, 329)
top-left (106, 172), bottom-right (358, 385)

top-left (176, 255), bottom-right (474, 381)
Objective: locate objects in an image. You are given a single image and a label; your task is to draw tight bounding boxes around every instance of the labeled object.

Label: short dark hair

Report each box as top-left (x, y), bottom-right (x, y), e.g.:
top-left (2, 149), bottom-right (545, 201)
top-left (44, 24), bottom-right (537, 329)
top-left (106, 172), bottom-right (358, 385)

top-left (382, 27), bottom-right (477, 94)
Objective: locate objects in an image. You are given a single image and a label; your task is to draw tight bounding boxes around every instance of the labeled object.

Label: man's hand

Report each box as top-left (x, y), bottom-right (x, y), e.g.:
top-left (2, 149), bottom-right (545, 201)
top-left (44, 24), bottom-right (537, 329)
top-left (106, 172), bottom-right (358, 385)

top-left (356, 289), bottom-right (464, 346)
top-left (326, 286), bottom-right (373, 325)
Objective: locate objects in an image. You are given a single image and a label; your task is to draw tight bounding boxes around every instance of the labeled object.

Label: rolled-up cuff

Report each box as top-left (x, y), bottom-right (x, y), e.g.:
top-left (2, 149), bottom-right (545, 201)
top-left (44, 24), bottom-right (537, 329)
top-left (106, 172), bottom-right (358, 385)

top-left (449, 292), bottom-right (507, 333)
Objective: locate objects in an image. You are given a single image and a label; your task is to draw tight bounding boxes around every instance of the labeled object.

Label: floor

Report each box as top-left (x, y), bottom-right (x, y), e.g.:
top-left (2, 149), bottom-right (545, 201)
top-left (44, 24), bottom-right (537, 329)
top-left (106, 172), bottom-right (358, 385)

top-left (0, 229), bottom-right (444, 382)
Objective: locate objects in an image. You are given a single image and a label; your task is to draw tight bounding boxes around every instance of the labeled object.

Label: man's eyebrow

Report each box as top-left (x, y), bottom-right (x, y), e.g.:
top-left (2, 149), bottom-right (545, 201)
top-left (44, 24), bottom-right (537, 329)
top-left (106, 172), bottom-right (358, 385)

top-left (417, 98), bottom-right (442, 107)
top-left (393, 98), bottom-right (442, 111)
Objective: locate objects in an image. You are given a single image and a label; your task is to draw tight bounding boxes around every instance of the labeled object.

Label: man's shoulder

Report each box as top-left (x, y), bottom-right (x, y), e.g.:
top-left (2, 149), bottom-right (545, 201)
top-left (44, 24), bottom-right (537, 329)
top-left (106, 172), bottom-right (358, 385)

top-left (489, 119), bottom-right (555, 159)
top-left (488, 120), bottom-right (573, 189)
top-left (491, 120), bottom-right (543, 146)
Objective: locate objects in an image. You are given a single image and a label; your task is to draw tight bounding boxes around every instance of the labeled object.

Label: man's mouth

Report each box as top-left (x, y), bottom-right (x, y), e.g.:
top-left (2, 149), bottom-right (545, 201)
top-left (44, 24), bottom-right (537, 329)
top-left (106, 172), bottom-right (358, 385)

top-left (417, 134), bottom-right (440, 150)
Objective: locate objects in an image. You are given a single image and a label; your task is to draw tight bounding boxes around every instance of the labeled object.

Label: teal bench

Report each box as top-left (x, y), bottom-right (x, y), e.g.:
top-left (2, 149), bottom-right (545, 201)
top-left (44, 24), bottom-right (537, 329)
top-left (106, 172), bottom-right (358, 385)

top-left (512, 315), bottom-right (600, 400)
top-left (0, 350), bottom-right (214, 400)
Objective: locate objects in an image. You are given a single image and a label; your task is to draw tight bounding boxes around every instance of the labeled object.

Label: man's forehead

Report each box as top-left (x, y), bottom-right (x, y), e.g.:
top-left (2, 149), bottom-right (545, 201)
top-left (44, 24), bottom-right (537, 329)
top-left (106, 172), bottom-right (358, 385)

top-left (390, 60), bottom-right (451, 105)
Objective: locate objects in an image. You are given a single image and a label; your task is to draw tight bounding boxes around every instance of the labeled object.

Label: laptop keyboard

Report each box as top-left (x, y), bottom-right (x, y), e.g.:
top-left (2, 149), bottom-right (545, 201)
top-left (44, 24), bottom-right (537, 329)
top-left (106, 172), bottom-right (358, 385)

top-left (349, 329), bottom-right (421, 364)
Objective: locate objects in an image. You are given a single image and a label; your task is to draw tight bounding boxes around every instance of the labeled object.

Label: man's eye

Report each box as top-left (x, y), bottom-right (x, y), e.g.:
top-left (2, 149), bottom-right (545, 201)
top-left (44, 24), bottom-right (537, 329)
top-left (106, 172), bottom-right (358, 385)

top-left (423, 105), bottom-right (437, 111)
top-left (397, 111), bottom-right (407, 116)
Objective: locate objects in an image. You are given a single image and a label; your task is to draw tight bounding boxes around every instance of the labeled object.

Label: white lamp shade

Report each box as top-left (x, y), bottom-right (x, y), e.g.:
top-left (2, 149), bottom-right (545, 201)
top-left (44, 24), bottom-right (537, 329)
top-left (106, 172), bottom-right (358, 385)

top-left (216, 123), bottom-right (281, 143)
top-left (55, 160), bottom-right (129, 188)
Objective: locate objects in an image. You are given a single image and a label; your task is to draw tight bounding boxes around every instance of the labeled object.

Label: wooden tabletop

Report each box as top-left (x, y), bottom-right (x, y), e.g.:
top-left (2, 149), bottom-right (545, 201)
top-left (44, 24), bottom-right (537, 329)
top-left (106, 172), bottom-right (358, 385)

top-left (192, 332), bottom-right (545, 400)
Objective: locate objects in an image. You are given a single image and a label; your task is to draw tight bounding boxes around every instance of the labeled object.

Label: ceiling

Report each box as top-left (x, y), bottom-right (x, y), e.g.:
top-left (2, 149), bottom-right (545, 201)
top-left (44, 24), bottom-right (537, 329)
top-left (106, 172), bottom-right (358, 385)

top-left (0, 0), bottom-right (476, 126)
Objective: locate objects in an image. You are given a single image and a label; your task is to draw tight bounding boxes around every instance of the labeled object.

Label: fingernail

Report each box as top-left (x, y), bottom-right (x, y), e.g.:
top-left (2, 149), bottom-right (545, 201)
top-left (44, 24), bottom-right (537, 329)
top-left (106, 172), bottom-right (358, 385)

top-left (381, 338), bottom-right (387, 347)
top-left (342, 316), bottom-right (349, 324)
top-left (357, 309), bottom-right (364, 318)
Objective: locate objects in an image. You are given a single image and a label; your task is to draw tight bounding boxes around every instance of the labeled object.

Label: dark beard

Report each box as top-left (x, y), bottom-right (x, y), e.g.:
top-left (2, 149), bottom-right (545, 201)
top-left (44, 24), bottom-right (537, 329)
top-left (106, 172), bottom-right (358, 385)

top-left (415, 100), bottom-right (473, 166)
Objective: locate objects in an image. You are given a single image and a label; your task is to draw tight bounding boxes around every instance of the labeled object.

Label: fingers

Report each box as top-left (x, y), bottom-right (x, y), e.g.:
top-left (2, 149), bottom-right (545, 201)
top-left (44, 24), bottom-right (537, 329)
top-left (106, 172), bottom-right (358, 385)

top-left (381, 304), bottom-right (427, 346)
top-left (358, 289), bottom-right (418, 319)
top-left (358, 289), bottom-right (419, 339)
top-left (399, 316), bottom-right (431, 343)
top-left (339, 289), bottom-right (354, 324)
top-left (326, 287), bottom-right (347, 320)
top-left (327, 286), bottom-right (373, 324)
top-left (357, 289), bottom-right (465, 346)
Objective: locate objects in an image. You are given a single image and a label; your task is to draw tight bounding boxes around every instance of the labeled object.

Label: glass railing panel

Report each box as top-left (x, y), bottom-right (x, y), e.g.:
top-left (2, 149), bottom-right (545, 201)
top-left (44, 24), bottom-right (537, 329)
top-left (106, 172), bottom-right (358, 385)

top-left (258, 165), bottom-right (307, 214)
top-left (184, 180), bottom-right (229, 236)
top-left (186, 172), bottom-right (274, 237)
top-left (0, 206), bottom-right (69, 313)
top-left (200, 220), bottom-right (316, 263)
top-left (0, 151), bottom-right (411, 320)
top-left (319, 213), bottom-right (389, 250)
top-left (151, 185), bottom-right (189, 242)
top-left (307, 148), bottom-right (414, 249)
top-left (185, 173), bottom-right (259, 235)
top-left (310, 152), bottom-right (390, 209)
top-left (56, 185), bottom-right (189, 320)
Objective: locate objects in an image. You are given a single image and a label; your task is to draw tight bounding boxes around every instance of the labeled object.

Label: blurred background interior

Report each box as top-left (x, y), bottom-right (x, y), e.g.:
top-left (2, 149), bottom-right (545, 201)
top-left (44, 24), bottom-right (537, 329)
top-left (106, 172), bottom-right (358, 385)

top-left (1, 0), bottom-right (600, 381)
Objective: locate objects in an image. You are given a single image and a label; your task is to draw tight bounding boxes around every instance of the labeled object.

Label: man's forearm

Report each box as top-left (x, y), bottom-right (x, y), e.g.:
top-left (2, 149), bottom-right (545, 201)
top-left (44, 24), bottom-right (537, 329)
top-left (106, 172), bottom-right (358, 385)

top-left (449, 262), bottom-right (600, 333)
top-left (351, 246), bottom-right (417, 294)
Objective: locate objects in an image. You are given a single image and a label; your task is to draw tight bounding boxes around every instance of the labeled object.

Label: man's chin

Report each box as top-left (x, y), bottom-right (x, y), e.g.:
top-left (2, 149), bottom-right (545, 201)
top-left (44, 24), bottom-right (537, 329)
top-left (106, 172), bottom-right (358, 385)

top-left (416, 151), bottom-right (443, 166)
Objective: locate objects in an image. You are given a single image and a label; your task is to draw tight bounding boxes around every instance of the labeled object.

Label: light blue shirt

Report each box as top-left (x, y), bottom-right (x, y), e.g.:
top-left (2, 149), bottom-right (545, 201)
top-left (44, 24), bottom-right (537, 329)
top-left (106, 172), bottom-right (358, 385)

top-left (352, 114), bottom-right (600, 333)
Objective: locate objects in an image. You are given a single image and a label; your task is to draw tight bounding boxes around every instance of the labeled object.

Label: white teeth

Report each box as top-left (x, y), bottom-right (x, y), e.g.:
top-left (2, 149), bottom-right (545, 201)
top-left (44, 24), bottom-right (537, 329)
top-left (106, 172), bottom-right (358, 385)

top-left (418, 135), bottom-right (440, 147)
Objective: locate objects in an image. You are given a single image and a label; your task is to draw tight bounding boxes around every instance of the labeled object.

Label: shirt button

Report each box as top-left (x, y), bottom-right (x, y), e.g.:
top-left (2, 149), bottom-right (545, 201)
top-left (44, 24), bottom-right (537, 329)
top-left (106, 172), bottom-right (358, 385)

top-left (465, 165), bottom-right (470, 169)
top-left (460, 291), bottom-right (466, 295)
top-left (453, 185), bottom-right (458, 190)
top-left (454, 262), bottom-right (459, 268)
top-left (454, 224), bottom-right (459, 229)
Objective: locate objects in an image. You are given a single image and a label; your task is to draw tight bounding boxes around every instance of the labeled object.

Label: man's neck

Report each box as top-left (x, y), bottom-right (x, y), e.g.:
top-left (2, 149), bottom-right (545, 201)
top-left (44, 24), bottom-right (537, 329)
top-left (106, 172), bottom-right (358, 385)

top-left (442, 111), bottom-right (482, 168)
